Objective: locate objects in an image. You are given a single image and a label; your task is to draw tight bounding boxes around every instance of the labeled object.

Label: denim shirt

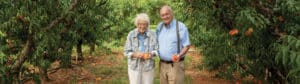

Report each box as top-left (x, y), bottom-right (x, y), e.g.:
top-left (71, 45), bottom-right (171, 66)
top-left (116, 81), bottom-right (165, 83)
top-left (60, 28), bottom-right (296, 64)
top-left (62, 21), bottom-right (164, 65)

top-left (124, 28), bottom-right (158, 71)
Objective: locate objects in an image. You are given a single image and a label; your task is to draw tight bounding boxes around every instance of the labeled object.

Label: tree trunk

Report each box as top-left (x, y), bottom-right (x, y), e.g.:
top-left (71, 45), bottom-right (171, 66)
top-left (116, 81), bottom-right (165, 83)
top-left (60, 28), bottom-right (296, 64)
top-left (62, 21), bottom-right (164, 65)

top-left (89, 41), bottom-right (95, 54)
top-left (40, 67), bottom-right (50, 82)
top-left (77, 39), bottom-right (83, 60)
top-left (11, 34), bottom-right (33, 73)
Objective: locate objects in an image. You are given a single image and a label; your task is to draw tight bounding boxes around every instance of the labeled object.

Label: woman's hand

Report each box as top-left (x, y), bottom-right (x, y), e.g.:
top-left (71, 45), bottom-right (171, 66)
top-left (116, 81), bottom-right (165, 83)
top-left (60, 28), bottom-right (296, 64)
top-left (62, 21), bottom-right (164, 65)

top-left (142, 53), bottom-right (151, 60)
top-left (132, 52), bottom-right (144, 58)
top-left (133, 52), bottom-right (152, 60)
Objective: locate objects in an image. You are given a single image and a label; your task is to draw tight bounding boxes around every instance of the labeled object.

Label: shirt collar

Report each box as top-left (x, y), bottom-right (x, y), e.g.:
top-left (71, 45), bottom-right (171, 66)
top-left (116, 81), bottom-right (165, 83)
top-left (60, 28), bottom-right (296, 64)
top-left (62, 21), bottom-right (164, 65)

top-left (133, 28), bottom-right (150, 38)
top-left (164, 18), bottom-right (176, 29)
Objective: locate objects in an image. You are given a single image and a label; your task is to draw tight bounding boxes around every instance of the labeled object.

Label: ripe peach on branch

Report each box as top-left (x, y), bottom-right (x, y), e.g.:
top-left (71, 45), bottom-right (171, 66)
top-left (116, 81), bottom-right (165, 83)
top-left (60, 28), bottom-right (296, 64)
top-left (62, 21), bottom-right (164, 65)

top-left (278, 16), bottom-right (284, 22)
top-left (16, 14), bottom-right (29, 24)
top-left (245, 27), bottom-right (254, 36)
top-left (229, 28), bottom-right (239, 36)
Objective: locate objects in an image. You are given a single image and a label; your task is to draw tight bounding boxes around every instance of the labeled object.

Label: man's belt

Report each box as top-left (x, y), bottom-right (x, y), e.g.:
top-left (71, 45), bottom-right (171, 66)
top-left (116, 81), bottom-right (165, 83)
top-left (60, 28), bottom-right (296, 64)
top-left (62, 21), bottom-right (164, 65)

top-left (160, 57), bottom-right (184, 64)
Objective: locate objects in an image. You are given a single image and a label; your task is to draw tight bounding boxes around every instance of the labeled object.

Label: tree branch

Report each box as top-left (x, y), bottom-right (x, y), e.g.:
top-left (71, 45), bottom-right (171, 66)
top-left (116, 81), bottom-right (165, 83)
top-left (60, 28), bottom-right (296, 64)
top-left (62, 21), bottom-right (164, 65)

top-left (98, 0), bottom-right (107, 7)
top-left (271, 66), bottom-right (286, 83)
top-left (102, 25), bottom-right (113, 31)
top-left (11, 0), bottom-right (79, 74)
top-left (45, 0), bottom-right (78, 30)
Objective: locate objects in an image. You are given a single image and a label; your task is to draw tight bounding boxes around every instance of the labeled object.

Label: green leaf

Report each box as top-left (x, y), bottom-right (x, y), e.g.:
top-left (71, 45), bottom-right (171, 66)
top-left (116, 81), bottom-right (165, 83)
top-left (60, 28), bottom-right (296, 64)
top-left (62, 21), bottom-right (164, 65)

top-left (282, 46), bottom-right (289, 65)
top-left (287, 67), bottom-right (300, 80)
top-left (0, 31), bottom-right (3, 36)
top-left (290, 51), bottom-right (297, 66)
top-left (297, 55), bottom-right (300, 67)
top-left (296, 40), bottom-right (300, 50)
top-left (0, 52), bottom-right (5, 63)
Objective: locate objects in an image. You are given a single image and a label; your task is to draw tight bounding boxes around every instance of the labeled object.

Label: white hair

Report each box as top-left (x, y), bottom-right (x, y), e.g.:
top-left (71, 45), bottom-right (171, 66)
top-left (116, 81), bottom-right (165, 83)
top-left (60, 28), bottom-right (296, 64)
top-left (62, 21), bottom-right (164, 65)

top-left (160, 5), bottom-right (173, 16)
top-left (134, 13), bottom-right (150, 27)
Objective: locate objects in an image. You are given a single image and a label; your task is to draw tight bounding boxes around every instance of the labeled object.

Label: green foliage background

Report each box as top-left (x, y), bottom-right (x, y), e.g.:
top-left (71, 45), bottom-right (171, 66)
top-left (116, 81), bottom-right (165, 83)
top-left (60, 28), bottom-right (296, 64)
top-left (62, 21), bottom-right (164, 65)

top-left (185, 0), bottom-right (300, 83)
top-left (0, 0), bottom-right (299, 83)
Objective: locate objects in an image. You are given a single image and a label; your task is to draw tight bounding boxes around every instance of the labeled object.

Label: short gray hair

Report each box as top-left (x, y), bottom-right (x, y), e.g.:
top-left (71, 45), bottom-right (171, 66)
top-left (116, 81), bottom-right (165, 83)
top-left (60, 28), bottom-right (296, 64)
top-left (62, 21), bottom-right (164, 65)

top-left (134, 13), bottom-right (150, 27)
top-left (160, 5), bottom-right (173, 16)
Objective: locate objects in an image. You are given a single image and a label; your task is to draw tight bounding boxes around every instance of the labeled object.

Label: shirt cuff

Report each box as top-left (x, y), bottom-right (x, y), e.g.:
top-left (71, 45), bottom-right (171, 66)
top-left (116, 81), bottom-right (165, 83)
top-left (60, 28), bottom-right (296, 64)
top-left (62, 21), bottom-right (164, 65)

top-left (151, 51), bottom-right (158, 57)
top-left (183, 44), bottom-right (191, 48)
top-left (127, 52), bottom-right (134, 58)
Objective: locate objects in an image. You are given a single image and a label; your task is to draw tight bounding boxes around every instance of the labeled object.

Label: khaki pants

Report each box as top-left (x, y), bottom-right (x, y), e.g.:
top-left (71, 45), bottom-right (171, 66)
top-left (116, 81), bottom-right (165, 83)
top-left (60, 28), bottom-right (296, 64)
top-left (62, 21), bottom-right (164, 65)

top-left (160, 61), bottom-right (185, 84)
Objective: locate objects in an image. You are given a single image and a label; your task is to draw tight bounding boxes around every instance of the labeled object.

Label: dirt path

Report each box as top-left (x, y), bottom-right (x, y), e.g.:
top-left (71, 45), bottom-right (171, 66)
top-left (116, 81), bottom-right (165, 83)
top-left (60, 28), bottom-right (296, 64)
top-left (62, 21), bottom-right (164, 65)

top-left (186, 47), bottom-right (232, 84)
top-left (25, 47), bottom-right (234, 84)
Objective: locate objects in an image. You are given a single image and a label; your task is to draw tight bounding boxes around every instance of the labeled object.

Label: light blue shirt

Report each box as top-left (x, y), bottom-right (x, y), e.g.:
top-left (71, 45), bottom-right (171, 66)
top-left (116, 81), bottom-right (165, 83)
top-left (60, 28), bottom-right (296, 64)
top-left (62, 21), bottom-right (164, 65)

top-left (157, 19), bottom-right (190, 61)
top-left (138, 33), bottom-right (146, 52)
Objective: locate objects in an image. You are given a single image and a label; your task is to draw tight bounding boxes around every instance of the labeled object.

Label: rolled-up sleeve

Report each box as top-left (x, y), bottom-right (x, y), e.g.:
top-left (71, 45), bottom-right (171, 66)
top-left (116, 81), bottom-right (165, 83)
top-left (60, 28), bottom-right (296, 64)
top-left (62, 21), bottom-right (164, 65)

top-left (124, 33), bottom-right (133, 58)
top-left (181, 24), bottom-right (191, 47)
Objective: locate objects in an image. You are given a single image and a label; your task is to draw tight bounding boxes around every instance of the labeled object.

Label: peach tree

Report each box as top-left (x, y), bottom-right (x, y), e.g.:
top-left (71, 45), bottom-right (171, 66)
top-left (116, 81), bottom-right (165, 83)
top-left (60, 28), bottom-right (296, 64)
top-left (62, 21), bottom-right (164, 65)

top-left (185, 0), bottom-right (300, 83)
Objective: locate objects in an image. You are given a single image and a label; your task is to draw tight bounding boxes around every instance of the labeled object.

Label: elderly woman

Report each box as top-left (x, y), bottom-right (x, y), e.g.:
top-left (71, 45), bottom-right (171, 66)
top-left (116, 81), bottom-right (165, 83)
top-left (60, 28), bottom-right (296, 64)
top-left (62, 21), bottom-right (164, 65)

top-left (124, 13), bottom-right (158, 84)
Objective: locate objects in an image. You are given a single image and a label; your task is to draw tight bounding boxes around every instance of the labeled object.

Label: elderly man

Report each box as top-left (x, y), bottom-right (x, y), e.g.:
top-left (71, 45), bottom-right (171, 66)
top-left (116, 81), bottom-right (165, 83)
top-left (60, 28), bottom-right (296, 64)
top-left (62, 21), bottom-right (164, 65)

top-left (124, 13), bottom-right (158, 84)
top-left (157, 5), bottom-right (191, 84)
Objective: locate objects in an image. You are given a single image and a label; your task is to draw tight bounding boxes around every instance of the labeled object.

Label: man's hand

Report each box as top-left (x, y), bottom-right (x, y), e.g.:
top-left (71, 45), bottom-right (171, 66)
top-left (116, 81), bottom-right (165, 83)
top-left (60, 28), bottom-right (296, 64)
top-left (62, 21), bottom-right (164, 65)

top-left (172, 54), bottom-right (180, 62)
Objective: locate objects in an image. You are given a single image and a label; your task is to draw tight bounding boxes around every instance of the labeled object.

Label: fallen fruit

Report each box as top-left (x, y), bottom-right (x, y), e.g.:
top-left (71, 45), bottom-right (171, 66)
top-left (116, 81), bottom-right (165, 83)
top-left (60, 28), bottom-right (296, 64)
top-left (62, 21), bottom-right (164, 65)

top-left (258, 80), bottom-right (262, 84)
top-left (95, 77), bottom-right (102, 81)
top-left (235, 80), bottom-right (240, 84)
